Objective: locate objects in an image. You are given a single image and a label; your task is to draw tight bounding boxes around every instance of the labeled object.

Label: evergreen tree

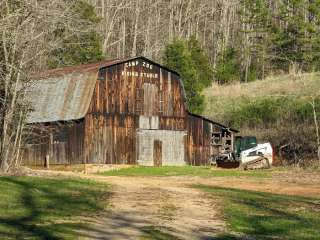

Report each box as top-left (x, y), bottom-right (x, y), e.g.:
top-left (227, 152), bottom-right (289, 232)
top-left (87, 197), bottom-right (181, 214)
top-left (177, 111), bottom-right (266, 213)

top-left (240, 0), bottom-right (272, 80)
top-left (187, 36), bottom-right (214, 88)
top-left (309, 0), bottom-right (320, 70)
top-left (48, 1), bottom-right (104, 68)
top-left (214, 48), bottom-right (241, 84)
top-left (163, 39), bottom-right (206, 114)
top-left (271, 0), bottom-right (320, 72)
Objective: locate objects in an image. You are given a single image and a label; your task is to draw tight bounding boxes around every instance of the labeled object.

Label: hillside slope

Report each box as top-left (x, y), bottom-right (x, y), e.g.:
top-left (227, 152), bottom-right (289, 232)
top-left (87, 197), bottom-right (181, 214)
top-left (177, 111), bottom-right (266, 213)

top-left (203, 73), bottom-right (320, 164)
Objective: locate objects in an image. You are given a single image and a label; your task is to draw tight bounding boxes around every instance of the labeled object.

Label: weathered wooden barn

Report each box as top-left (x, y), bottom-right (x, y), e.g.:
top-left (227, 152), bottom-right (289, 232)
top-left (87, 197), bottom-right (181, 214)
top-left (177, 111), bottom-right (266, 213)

top-left (23, 57), bottom-right (237, 166)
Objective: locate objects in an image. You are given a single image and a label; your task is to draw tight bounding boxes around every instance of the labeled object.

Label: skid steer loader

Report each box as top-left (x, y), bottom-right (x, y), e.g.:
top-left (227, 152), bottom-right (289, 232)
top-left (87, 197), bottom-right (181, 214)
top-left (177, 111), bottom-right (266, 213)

top-left (212, 135), bottom-right (273, 170)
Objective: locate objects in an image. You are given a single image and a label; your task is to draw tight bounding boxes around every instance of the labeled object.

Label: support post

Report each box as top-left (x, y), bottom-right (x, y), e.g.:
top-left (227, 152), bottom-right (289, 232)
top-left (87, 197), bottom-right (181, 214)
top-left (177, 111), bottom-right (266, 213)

top-left (45, 133), bottom-right (53, 169)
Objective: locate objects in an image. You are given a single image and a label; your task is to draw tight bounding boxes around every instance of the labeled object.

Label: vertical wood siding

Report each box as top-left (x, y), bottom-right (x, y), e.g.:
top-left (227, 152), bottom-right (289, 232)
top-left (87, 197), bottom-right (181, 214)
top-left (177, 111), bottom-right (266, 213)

top-left (84, 59), bottom-right (188, 164)
top-left (87, 62), bottom-right (186, 118)
top-left (84, 114), bottom-right (136, 164)
top-left (23, 58), bottom-right (219, 166)
top-left (22, 121), bottom-right (85, 166)
top-left (186, 114), bottom-right (212, 166)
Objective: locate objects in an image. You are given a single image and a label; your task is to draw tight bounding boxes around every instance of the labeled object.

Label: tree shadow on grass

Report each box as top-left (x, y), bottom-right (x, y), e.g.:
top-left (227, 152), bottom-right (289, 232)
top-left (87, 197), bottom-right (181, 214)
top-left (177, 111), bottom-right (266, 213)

top-left (140, 226), bottom-right (182, 240)
top-left (195, 185), bottom-right (320, 240)
top-left (0, 176), bottom-right (111, 239)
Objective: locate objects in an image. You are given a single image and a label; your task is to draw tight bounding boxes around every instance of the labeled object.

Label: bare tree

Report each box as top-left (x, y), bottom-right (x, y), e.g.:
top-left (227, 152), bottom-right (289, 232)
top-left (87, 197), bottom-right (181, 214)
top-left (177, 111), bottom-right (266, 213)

top-left (86, 0), bottom-right (243, 64)
top-left (0, 0), bottom-right (97, 172)
top-left (309, 97), bottom-right (320, 163)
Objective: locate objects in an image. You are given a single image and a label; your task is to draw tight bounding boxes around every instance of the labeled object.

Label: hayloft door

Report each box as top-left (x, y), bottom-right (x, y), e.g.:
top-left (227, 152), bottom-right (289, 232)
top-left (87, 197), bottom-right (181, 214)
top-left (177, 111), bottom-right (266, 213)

top-left (153, 140), bottom-right (162, 167)
top-left (143, 83), bottom-right (158, 116)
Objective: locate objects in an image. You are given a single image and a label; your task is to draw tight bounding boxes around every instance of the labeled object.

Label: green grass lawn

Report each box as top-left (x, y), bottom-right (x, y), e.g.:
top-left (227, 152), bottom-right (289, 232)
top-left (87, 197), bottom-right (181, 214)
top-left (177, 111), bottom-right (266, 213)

top-left (0, 176), bottom-right (111, 239)
top-left (196, 185), bottom-right (320, 240)
top-left (99, 166), bottom-right (272, 178)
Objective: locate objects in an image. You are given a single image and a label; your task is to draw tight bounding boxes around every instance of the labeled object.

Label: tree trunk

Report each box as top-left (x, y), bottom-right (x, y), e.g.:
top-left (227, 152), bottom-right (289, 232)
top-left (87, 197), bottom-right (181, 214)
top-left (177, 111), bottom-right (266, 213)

top-left (311, 99), bottom-right (320, 162)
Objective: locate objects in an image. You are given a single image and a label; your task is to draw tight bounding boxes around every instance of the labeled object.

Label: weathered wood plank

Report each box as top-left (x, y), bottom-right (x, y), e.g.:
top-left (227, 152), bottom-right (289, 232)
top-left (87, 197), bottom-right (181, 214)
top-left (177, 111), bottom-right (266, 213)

top-left (22, 57), bottom-right (222, 167)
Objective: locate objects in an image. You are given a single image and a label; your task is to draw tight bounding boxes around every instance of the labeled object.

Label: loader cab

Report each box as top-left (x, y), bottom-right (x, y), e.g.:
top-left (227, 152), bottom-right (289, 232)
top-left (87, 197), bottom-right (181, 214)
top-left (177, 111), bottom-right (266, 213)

top-left (234, 136), bottom-right (257, 158)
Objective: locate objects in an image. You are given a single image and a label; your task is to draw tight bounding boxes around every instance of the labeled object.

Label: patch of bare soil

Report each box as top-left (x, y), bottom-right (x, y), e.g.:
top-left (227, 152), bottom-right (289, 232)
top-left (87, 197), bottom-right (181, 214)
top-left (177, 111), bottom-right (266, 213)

top-left (80, 176), bottom-right (226, 240)
top-left (24, 168), bottom-right (320, 239)
top-left (24, 169), bottom-right (225, 239)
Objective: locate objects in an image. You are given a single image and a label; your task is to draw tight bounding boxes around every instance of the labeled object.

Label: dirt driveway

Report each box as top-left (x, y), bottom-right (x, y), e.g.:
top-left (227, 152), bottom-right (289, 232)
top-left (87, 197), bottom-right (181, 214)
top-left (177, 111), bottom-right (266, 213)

top-left (79, 176), bottom-right (226, 240)
top-left (28, 168), bottom-right (320, 239)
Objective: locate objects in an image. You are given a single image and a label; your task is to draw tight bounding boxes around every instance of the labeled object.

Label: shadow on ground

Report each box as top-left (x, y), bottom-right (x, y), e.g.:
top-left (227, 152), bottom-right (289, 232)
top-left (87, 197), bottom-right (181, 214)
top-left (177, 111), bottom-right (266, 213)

top-left (195, 185), bottom-right (320, 240)
top-left (0, 176), bottom-right (111, 239)
top-left (0, 177), bottom-right (228, 240)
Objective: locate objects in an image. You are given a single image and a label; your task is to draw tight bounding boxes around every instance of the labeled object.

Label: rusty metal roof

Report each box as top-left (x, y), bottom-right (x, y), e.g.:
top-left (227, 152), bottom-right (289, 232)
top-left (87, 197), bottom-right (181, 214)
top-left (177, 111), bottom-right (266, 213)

top-left (26, 56), bottom-right (188, 123)
top-left (26, 58), bottom-right (132, 124)
top-left (33, 59), bottom-right (124, 78)
top-left (26, 71), bottom-right (98, 123)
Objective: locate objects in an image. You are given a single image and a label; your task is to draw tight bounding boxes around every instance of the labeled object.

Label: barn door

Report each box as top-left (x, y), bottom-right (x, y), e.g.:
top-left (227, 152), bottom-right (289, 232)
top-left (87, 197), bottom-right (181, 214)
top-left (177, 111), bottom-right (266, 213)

top-left (153, 140), bottom-right (162, 167)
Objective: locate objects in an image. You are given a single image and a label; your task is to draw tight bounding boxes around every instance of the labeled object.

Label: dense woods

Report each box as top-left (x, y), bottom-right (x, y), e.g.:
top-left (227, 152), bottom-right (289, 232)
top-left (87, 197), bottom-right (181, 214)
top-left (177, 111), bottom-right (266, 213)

top-left (2, 0), bottom-right (318, 86)
top-left (82, 0), bottom-right (320, 164)
top-left (0, 0), bottom-right (100, 171)
top-left (85, 0), bottom-right (320, 82)
top-left (1, 0), bottom-right (320, 171)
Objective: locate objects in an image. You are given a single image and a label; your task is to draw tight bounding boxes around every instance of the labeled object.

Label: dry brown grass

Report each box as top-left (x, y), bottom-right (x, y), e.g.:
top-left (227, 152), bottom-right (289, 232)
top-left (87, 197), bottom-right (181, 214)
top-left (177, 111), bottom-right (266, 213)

top-left (203, 72), bottom-right (320, 163)
top-left (203, 72), bottom-right (320, 122)
top-left (204, 72), bottom-right (320, 99)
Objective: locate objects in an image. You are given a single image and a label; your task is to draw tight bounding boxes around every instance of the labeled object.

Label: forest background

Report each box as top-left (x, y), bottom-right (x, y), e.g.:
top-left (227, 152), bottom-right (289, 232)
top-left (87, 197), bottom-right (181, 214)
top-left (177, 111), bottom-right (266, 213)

top-left (1, 0), bottom-right (320, 171)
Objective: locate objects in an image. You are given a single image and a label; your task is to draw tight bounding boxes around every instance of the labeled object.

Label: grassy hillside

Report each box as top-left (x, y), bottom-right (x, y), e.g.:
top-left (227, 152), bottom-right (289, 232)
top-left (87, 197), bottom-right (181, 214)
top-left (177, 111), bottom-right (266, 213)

top-left (204, 73), bottom-right (320, 122)
top-left (203, 73), bottom-right (320, 164)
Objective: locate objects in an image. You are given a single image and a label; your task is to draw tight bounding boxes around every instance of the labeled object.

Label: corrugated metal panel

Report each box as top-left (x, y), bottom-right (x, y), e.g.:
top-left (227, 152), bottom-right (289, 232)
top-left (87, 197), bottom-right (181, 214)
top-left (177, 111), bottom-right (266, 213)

top-left (26, 71), bottom-right (98, 123)
top-left (33, 59), bottom-right (125, 79)
top-left (27, 56), bottom-right (188, 124)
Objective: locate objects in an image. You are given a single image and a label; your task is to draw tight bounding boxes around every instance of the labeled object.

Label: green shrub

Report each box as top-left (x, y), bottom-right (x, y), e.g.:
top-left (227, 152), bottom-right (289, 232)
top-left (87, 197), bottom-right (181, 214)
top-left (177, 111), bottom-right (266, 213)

top-left (226, 97), bottom-right (319, 129)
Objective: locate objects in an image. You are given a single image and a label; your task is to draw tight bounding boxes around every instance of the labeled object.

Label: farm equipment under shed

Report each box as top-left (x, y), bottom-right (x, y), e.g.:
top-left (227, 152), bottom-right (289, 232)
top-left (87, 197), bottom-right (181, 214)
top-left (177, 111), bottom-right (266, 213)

top-left (211, 130), bottom-right (273, 170)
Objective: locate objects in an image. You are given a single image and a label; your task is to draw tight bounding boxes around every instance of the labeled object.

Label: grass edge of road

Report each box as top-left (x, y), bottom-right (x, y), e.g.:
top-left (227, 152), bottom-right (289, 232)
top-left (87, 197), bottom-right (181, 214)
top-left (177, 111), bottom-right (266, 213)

top-left (98, 166), bottom-right (274, 178)
top-left (194, 184), bottom-right (320, 240)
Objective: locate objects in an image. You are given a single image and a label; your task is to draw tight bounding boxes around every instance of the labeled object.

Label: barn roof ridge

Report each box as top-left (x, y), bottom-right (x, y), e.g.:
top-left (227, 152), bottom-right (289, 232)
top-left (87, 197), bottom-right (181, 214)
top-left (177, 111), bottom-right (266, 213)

top-left (27, 56), bottom-right (232, 131)
top-left (33, 58), bottom-right (126, 79)
top-left (34, 56), bottom-right (182, 79)
top-left (34, 55), bottom-right (188, 99)
top-left (27, 56), bottom-right (189, 124)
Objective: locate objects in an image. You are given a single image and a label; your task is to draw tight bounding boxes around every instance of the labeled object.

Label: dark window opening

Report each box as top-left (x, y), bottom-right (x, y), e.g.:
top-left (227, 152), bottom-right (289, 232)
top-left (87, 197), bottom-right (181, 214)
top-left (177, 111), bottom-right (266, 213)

top-left (98, 68), bottom-right (106, 81)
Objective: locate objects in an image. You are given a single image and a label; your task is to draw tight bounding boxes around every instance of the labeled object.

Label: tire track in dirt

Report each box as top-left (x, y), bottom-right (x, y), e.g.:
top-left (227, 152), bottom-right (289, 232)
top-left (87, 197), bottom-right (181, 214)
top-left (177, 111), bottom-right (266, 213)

top-left (81, 176), bottom-right (226, 239)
